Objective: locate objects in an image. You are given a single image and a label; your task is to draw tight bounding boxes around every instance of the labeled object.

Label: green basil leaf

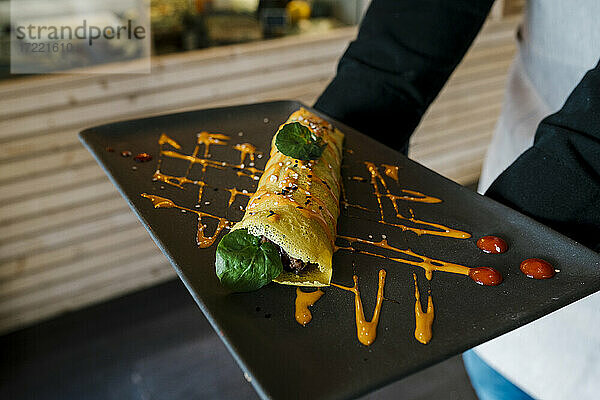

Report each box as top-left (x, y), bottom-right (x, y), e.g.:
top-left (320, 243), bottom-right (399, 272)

top-left (275, 122), bottom-right (325, 160)
top-left (215, 229), bottom-right (283, 292)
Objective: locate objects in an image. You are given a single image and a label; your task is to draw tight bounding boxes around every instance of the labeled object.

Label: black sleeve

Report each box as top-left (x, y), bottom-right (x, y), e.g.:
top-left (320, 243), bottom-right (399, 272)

top-left (313, 0), bottom-right (495, 153)
top-left (486, 60), bottom-right (600, 252)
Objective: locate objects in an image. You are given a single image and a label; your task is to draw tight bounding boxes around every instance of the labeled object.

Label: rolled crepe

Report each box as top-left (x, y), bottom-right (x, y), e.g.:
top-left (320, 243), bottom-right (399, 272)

top-left (230, 108), bottom-right (344, 287)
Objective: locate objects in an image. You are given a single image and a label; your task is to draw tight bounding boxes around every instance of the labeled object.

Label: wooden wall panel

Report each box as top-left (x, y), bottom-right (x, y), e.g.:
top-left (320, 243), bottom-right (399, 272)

top-left (0, 17), bottom-right (519, 333)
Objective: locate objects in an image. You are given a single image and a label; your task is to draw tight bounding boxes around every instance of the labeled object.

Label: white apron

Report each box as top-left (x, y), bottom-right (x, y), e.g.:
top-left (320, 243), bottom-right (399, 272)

top-left (475, 1), bottom-right (600, 399)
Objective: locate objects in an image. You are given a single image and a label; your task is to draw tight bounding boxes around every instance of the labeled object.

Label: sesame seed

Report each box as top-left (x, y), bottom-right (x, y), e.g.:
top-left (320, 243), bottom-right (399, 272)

top-left (238, 131), bottom-right (243, 136)
top-left (382, 235), bottom-right (387, 239)
top-left (263, 118), bottom-right (269, 123)
top-left (204, 201), bottom-right (210, 205)
top-left (253, 176), bottom-right (259, 180)
top-left (368, 235), bottom-right (373, 239)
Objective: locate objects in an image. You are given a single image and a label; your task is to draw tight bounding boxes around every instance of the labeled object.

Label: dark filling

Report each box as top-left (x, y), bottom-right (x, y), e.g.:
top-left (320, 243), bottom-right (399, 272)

top-left (260, 236), bottom-right (317, 274)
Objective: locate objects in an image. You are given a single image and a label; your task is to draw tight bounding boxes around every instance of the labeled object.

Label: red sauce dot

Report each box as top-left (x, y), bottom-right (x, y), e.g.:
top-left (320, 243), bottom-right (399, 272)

top-left (477, 236), bottom-right (508, 254)
top-left (106, 147), bottom-right (115, 152)
top-left (469, 267), bottom-right (503, 286)
top-left (121, 150), bottom-right (132, 157)
top-left (134, 152), bottom-right (153, 162)
top-left (520, 258), bottom-right (555, 279)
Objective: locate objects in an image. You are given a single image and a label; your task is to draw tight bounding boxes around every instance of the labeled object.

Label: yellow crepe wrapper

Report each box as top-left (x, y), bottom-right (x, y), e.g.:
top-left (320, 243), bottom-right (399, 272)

top-left (232, 108), bottom-right (344, 286)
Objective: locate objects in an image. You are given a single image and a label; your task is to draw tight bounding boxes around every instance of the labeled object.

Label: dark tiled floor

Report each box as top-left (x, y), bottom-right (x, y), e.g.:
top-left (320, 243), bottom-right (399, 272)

top-left (1, 280), bottom-right (477, 400)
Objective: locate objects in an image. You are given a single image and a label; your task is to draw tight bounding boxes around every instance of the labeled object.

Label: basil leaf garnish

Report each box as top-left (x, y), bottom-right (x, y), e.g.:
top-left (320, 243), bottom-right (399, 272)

top-left (215, 229), bottom-right (283, 292)
top-left (275, 122), bottom-right (325, 160)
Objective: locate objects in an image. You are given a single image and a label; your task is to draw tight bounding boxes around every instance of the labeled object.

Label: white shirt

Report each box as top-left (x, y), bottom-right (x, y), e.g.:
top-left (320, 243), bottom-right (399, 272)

top-left (476, 1), bottom-right (600, 399)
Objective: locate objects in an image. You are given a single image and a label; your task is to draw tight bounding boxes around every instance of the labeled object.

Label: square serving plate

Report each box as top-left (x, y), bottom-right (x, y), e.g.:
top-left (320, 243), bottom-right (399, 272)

top-left (80, 100), bottom-right (600, 400)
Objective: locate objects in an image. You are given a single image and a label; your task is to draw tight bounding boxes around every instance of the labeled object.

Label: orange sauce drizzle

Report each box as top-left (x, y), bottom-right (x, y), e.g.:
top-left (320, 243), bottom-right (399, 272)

top-left (413, 273), bottom-right (434, 344)
top-left (363, 162), bottom-right (470, 239)
top-left (141, 194), bottom-right (176, 208)
top-left (152, 171), bottom-right (201, 189)
top-left (156, 133), bottom-right (181, 176)
top-left (365, 162), bottom-right (441, 204)
top-left (340, 180), bottom-right (372, 211)
top-left (295, 288), bottom-right (325, 326)
top-left (141, 193), bottom-right (232, 248)
top-left (331, 269), bottom-right (386, 346)
top-left (381, 164), bottom-right (399, 182)
top-left (225, 188), bottom-right (254, 207)
top-left (341, 201), bottom-right (372, 212)
top-left (337, 235), bottom-right (471, 280)
top-left (159, 150), bottom-right (263, 179)
top-left (234, 143), bottom-right (258, 165)
top-left (158, 132), bottom-right (182, 149)
top-left (197, 131), bottom-right (229, 157)
top-left (157, 133), bottom-right (263, 184)
top-left (149, 133), bottom-right (263, 248)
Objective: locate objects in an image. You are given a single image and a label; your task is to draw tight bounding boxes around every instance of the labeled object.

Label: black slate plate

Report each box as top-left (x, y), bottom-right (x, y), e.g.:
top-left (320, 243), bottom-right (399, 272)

top-left (80, 100), bottom-right (600, 400)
